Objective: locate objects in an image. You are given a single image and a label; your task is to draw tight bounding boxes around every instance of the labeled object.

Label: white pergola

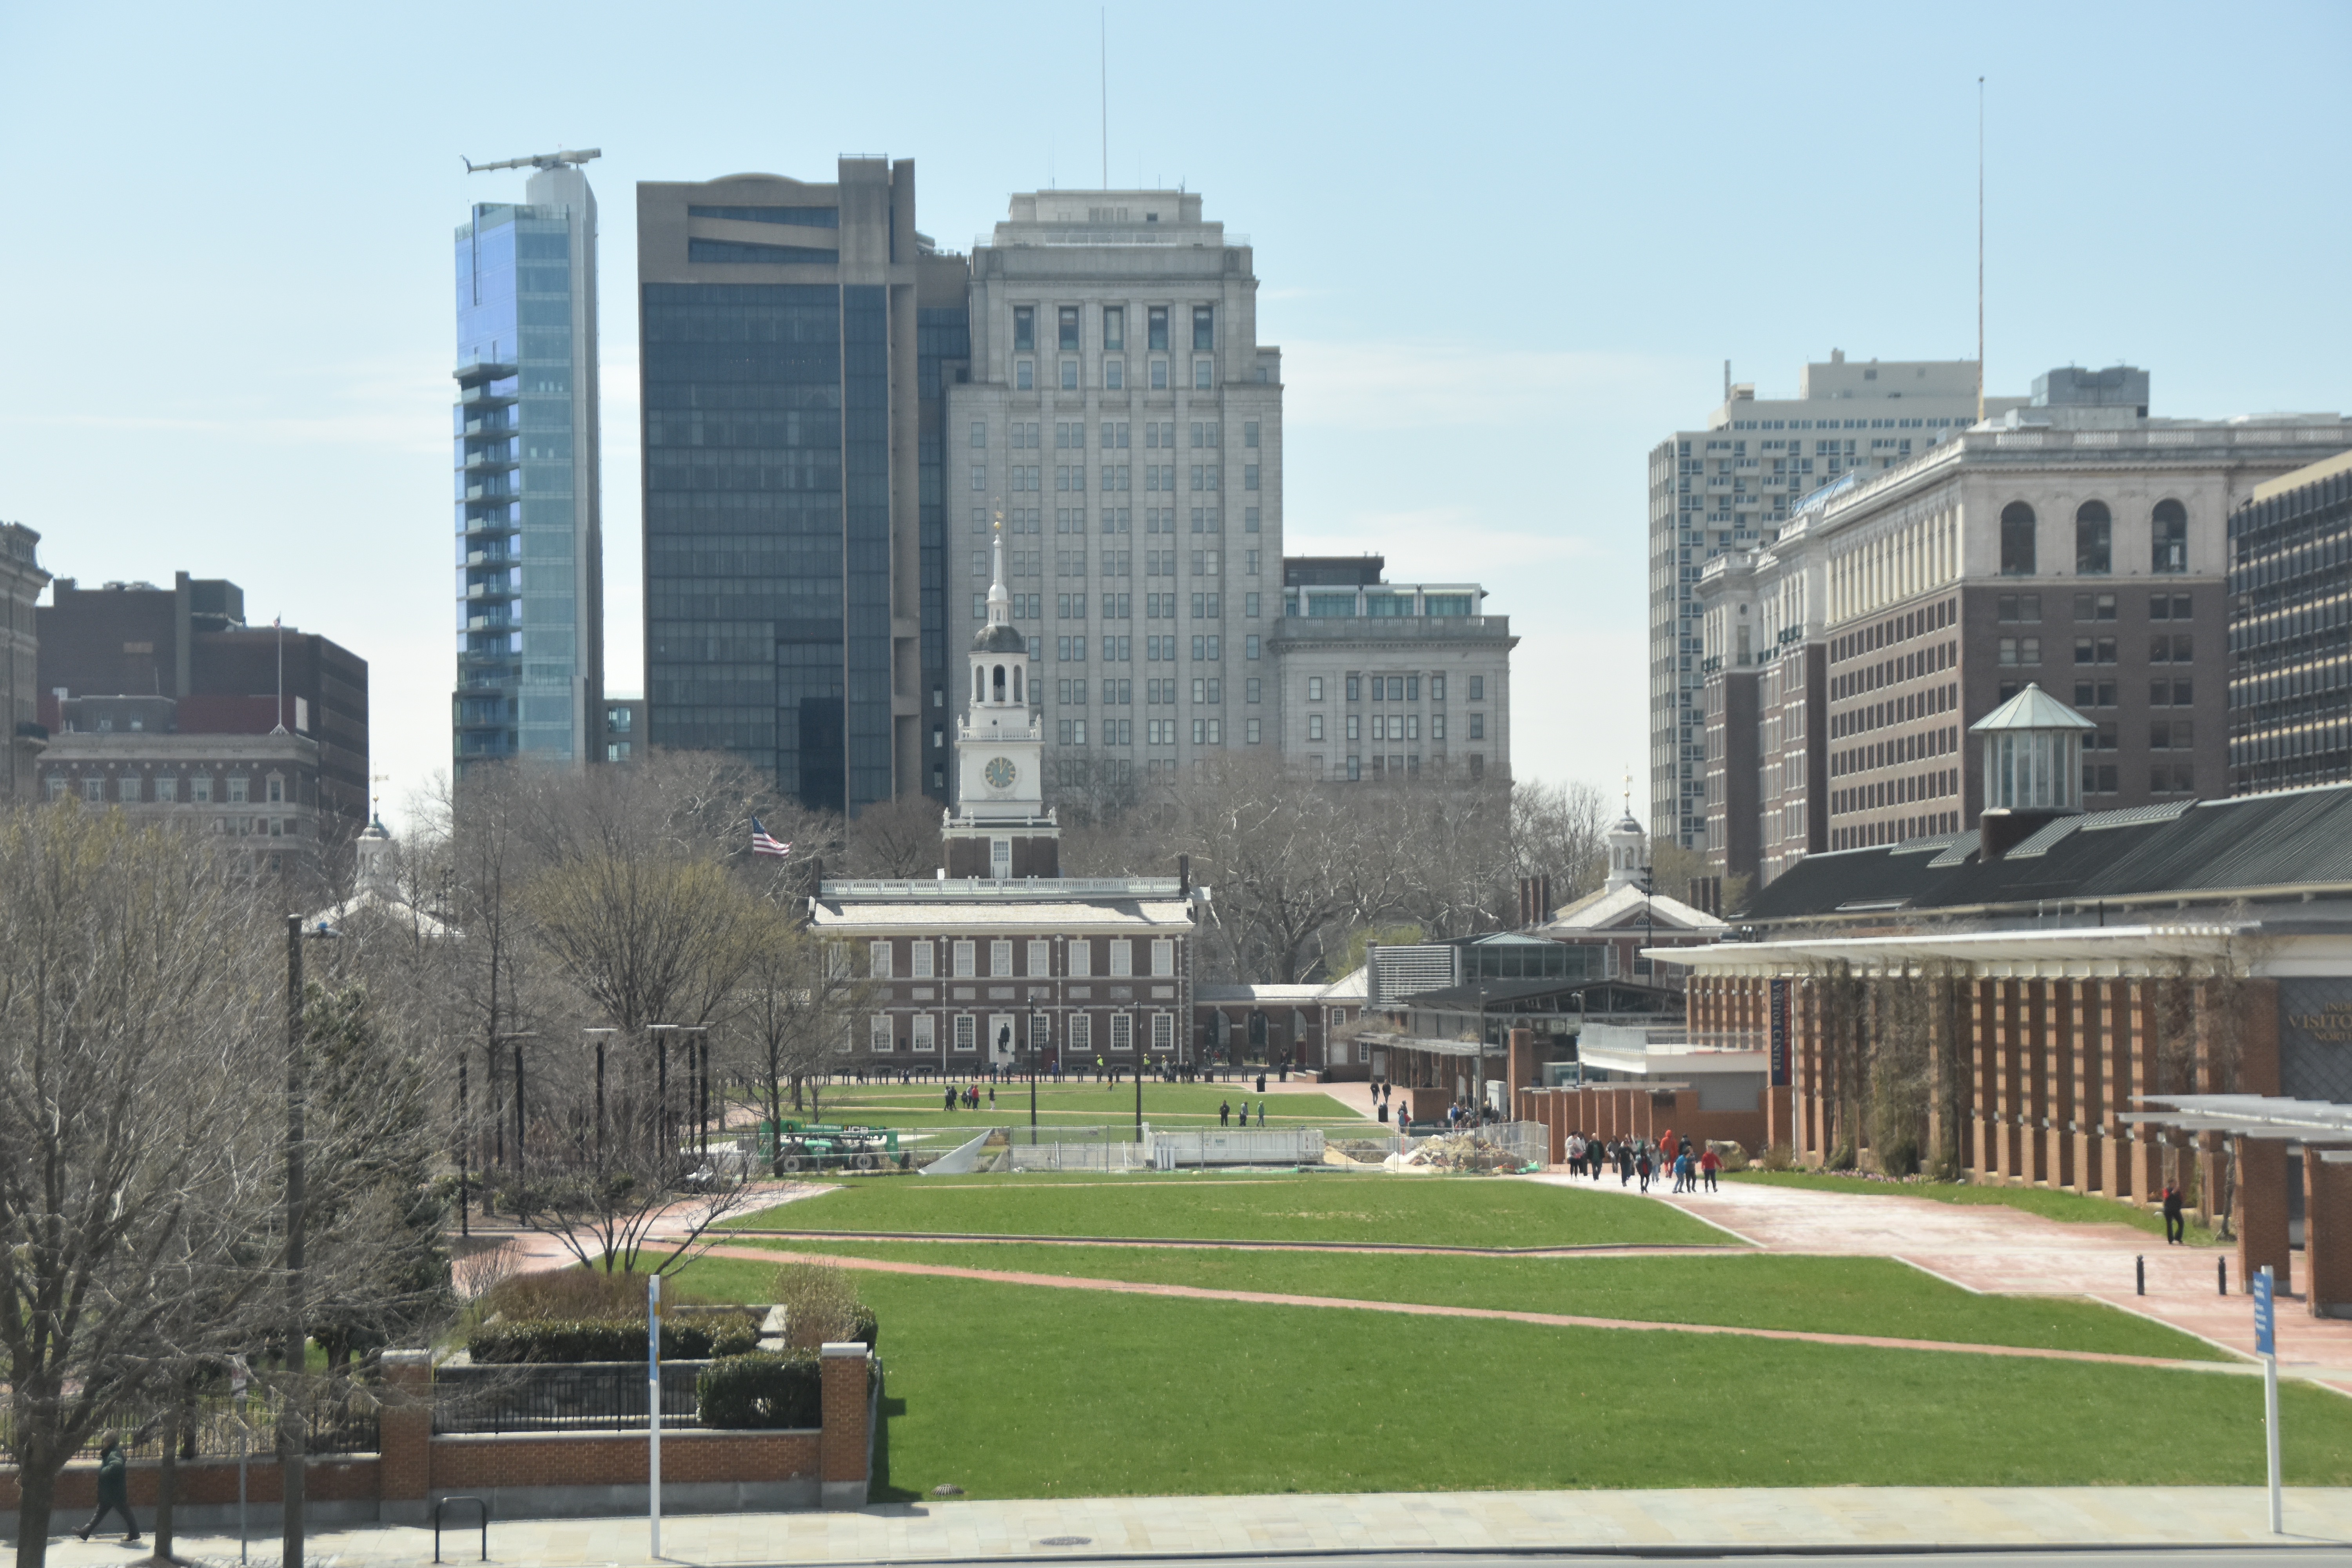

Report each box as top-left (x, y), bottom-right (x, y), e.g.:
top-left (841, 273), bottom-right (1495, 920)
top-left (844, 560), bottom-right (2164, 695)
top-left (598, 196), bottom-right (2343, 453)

top-left (2136, 1094), bottom-right (2352, 1162)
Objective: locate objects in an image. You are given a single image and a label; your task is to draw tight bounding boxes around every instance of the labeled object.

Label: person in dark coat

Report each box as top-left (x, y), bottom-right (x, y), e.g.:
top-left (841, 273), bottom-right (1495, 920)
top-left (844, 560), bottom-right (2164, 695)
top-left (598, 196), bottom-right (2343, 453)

top-left (78, 1437), bottom-right (139, 1543)
top-left (2162, 1183), bottom-right (2187, 1244)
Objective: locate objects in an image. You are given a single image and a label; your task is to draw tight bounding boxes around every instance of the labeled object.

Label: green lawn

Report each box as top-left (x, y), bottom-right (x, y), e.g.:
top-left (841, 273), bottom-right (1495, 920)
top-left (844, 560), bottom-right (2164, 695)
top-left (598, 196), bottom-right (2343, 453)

top-left (750, 1080), bottom-right (1367, 1134)
top-left (731, 1171), bottom-right (1720, 1249)
top-left (1728, 1170), bottom-right (2222, 1247)
top-left (673, 1259), bottom-right (2347, 1497)
top-left (738, 1240), bottom-right (2222, 1361)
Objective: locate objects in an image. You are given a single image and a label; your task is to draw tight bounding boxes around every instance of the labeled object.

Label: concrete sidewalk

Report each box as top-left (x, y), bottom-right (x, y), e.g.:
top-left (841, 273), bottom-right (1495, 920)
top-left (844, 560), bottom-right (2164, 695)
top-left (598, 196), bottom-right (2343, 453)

top-left (31, 1486), bottom-right (2352, 1564)
top-left (1594, 1176), bottom-right (2352, 1396)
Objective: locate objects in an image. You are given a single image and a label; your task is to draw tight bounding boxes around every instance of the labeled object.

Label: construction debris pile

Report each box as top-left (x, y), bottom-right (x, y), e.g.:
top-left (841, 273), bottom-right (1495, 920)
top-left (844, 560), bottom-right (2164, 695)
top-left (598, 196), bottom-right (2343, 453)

top-left (1383, 1132), bottom-right (1537, 1175)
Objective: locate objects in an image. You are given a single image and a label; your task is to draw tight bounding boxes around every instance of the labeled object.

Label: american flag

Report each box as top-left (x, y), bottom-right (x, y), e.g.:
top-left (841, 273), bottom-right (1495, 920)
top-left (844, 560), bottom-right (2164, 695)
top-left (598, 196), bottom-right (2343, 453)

top-left (750, 817), bottom-right (791, 858)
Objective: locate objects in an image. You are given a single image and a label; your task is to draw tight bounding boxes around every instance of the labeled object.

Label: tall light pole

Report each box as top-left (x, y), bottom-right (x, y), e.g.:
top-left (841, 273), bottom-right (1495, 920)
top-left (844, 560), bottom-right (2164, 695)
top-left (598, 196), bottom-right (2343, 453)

top-left (283, 916), bottom-right (338, 1568)
top-left (494, 1033), bottom-right (537, 1221)
top-left (585, 1028), bottom-right (617, 1164)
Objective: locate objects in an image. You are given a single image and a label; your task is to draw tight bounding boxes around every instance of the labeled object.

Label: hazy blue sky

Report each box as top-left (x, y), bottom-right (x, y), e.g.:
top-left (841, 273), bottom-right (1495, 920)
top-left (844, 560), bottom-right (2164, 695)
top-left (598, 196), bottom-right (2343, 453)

top-left (3, 1), bottom-right (2345, 831)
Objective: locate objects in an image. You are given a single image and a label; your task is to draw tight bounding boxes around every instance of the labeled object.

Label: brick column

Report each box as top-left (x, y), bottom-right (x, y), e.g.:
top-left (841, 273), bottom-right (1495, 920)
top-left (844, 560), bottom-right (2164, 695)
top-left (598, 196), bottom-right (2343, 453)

top-left (1993, 980), bottom-right (2024, 1180)
top-left (2238, 1138), bottom-right (2292, 1298)
top-left (2023, 980), bottom-right (2051, 1185)
top-left (2304, 1154), bottom-right (2352, 1318)
top-left (818, 1343), bottom-right (871, 1510)
top-left (2045, 978), bottom-right (2075, 1191)
top-left (2071, 979), bottom-right (2100, 1196)
top-left (1968, 978), bottom-right (1994, 1181)
top-left (378, 1349), bottom-right (432, 1526)
top-left (2121, 980), bottom-right (2154, 1204)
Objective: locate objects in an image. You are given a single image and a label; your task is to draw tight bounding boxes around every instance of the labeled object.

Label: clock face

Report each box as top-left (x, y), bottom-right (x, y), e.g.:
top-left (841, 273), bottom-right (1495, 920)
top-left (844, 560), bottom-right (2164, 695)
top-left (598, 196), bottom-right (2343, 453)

top-left (984, 756), bottom-right (1017, 789)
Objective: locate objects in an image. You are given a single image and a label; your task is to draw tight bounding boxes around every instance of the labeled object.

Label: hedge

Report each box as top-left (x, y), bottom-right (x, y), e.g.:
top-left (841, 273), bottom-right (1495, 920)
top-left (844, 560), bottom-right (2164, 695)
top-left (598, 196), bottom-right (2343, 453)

top-left (469, 1313), bottom-right (760, 1365)
top-left (696, 1351), bottom-right (823, 1429)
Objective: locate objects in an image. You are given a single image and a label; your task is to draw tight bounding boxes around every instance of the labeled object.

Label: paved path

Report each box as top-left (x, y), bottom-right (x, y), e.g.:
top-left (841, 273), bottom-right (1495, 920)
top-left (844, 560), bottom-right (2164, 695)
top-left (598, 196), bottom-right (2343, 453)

top-left (38, 1486), bottom-right (2352, 1563)
top-left (1581, 1174), bottom-right (2352, 1394)
top-left (707, 1243), bottom-right (2238, 1375)
top-left (716, 1228), bottom-right (1728, 1258)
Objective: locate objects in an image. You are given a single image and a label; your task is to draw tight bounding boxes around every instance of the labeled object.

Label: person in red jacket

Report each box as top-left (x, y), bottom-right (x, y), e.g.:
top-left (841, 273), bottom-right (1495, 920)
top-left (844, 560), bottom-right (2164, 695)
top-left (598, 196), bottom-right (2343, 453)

top-left (1699, 1145), bottom-right (1722, 1193)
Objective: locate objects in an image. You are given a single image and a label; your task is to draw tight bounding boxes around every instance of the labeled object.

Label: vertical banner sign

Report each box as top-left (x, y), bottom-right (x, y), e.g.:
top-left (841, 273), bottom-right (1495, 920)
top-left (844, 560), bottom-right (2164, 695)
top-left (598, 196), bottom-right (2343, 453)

top-left (1769, 979), bottom-right (1791, 1088)
top-left (648, 1272), bottom-right (663, 1559)
top-left (2256, 1265), bottom-right (2281, 1535)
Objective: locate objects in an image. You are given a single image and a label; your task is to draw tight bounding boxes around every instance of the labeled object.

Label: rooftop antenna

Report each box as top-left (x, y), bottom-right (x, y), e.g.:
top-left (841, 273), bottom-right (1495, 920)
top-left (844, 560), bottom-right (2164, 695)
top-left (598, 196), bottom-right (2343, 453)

top-left (1976, 76), bottom-right (1986, 424)
top-left (462, 149), bottom-right (601, 174)
top-left (1101, 8), bottom-right (1109, 190)
top-left (270, 616), bottom-right (287, 735)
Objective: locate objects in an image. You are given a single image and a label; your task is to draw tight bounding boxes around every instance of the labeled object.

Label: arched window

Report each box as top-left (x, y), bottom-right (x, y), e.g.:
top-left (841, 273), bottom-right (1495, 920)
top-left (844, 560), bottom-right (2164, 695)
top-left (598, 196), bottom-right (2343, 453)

top-left (2151, 499), bottom-right (2188, 573)
top-left (2075, 500), bottom-right (2112, 575)
top-left (971, 665), bottom-right (983, 704)
top-left (1013, 666), bottom-right (1024, 703)
top-left (2000, 502), bottom-right (2036, 576)
top-left (992, 664), bottom-right (1007, 702)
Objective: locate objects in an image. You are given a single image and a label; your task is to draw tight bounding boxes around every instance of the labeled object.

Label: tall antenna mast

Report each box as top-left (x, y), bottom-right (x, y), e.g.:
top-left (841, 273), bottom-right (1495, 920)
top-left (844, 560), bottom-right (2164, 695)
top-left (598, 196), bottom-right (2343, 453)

top-left (1101, 9), bottom-right (1109, 190)
top-left (1976, 76), bottom-right (1986, 424)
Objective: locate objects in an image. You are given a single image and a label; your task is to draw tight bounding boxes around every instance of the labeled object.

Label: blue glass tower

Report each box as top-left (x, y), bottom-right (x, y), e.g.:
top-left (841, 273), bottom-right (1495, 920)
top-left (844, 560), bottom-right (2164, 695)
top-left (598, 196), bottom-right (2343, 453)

top-left (453, 157), bottom-right (603, 774)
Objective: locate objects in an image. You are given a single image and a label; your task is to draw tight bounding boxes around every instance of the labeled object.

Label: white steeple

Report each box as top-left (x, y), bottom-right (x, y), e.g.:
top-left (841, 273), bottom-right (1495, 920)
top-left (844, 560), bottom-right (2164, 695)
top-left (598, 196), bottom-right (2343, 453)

top-left (1605, 772), bottom-right (1648, 893)
top-left (957, 514), bottom-right (1044, 819)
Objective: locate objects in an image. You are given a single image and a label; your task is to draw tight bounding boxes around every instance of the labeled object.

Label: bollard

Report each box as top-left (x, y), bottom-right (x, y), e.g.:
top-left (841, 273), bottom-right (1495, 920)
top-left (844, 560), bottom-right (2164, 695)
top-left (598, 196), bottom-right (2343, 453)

top-left (2137, 1254), bottom-right (2146, 1296)
top-left (2220, 1257), bottom-right (2229, 1297)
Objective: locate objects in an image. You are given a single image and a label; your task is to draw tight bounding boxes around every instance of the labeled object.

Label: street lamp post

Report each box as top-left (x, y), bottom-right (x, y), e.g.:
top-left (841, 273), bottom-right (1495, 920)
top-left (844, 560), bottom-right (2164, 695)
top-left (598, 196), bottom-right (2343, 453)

top-left (495, 1033), bottom-right (537, 1221)
top-left (584, 1028), bottom-right (617, 1163)
top-left (282, 915), bottom-right (338, 1568)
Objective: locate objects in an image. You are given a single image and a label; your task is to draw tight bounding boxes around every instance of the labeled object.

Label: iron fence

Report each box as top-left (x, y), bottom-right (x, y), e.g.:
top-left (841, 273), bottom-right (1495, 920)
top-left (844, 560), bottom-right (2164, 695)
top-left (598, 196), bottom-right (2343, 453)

top-left (432, 1360), bottom-right (710, 1435)
top-left (0, 1386), bottom-right (381, 1464)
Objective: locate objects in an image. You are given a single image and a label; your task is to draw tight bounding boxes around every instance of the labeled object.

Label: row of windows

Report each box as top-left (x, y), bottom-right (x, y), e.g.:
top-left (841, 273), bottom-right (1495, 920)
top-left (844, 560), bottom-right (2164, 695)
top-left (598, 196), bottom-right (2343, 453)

top-left (1305, 713), bottom-right (1477, 742)
top-left (1056, 676), bottom-right (1263, 705)
top-left (974, 462), bottom-right (1260, 493)
top-left (2070, 679), bottom-right (2197, 709)
top-left (987, 419), bottom-right (1261, 451)
top-left (1058, 717), bottom-right (1254, 746)
top-left (1012, 354), bottom-right (1216, 392)
top-left (1301, 674), bottom-right (1483, 703)
top-left (860, 1011), bottom-right (1177, 1054)
top-left (861, 936), bottom-right (1177, 980)
top-left (2000, 499), bottom-right (2190, 577)
top-left (973, 504), bottom-right (1263, 536)
top-left (1012, 304), bottom-right (1213, 356)
top-left (2065, 635), bottom-right (2195, 666)
top-left (1308, 752), bottom-right (1486, 782)
top-left (46, 773), bottom-right (292, 804)
top-left (1997, 591), bottom-right (2196, 624)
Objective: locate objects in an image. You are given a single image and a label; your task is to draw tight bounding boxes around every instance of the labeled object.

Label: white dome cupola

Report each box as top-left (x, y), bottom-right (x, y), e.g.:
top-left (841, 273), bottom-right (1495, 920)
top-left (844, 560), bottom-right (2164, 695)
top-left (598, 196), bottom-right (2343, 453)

top-left (955, 520), bottom-right (1044, 820)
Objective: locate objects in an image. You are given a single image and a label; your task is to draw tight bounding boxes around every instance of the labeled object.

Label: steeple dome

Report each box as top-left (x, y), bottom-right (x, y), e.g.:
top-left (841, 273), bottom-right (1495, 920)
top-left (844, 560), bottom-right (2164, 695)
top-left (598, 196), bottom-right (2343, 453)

top-left (972, 522), bottom-right (1025, 654)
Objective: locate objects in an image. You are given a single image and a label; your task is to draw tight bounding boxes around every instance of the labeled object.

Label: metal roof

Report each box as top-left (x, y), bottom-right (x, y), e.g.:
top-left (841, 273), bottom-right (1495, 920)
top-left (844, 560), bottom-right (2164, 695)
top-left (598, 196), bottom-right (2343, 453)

top-left (2136, 1094), bottom-right (2352, 1154)
top-left (1741, 782), bottom-right (2352, 925)
top-left (1969, 682), bottom-right (2096, 733)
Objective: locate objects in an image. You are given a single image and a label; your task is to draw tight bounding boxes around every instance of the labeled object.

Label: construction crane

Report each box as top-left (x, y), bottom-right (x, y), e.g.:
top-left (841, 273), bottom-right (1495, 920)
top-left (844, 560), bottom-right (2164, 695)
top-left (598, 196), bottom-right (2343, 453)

top-left (462, 148), bottom-right (600, 175)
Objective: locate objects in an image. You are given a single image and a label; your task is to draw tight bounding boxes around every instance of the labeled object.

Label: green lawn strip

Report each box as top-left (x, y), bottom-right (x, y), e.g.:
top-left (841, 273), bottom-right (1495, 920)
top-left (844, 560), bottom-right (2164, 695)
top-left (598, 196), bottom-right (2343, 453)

top-left (671, 1260), bottom-right (2343, 1496)
top-left (735, 1240), bottom-right (2223, 1362)
top-left (1727, 1169), bottom-right (2222, 1247)
top-left (764, 1083), bottom-right (1366, 1132)
top-left (730, 1171), bottom-right (1717, 1248)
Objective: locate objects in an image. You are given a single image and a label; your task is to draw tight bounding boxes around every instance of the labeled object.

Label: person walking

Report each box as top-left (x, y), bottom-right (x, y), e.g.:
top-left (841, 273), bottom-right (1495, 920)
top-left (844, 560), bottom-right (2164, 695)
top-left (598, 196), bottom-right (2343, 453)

top-left (1256, 1100), bottom-right (1267, 1128)
top-left (2162, 1183), bottom-right (2186, 1245)
top-left (943, 1083), bottom-right (957, 1113)
top-left (1636, 1147), bottom-right (1653, 1193)
top-left (1219, 1099), bottom-right (1231, 1127)
top-left (1700, 1145), bottom-right (1721, 1192)
top-left (78, 1438), bottom-right (139, 1544)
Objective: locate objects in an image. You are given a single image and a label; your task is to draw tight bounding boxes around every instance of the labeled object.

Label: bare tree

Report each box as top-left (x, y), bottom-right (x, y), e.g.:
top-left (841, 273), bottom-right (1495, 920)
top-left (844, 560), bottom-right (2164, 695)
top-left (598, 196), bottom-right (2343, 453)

top-left (736, 913), bottom-right (878, 1158)
top-left (0, 806), bottom-right (283, 1568)
top-left (843, 793), bottom-right (945, 878)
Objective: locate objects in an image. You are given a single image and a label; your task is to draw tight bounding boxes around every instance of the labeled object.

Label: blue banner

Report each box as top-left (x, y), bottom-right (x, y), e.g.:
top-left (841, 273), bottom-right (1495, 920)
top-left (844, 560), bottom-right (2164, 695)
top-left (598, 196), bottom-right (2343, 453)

top-left (2254, 1268), bottom-right (2275, 1357)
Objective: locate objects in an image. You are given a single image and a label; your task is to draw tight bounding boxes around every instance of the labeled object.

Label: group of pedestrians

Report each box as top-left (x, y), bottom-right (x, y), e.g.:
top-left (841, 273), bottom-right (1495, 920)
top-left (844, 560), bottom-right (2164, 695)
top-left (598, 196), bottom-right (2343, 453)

top-left (1217, 1098), bottom-right (1269, 1127)
top-left (1562, 1129), bottom-right (1720, 1194)
top-left (940, 1081), bottom-right (1000, 1112)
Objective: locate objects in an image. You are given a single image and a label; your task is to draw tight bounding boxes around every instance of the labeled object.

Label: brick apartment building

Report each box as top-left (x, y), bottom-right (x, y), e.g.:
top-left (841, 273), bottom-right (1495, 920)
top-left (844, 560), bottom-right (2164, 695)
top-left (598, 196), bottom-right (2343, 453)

top-left (37, 573), bottom-right (369, 847)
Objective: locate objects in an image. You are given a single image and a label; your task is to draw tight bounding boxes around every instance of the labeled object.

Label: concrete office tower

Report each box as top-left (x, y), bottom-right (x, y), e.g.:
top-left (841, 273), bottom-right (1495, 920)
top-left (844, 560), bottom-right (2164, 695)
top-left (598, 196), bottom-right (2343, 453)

top-left (1692, 367), bottom-right (2352, 892)
top-left (452, 162), bottom-right (603, 775)
top-left (0, 524), bottom-right (47, 800)
top-left (638, 160), bottom-right (969, 814)
top-left (947, 191), bottom-right (1282, 808)
top-left (1273, 556), bottom-right (1515, 784)
top-left (2229, 449), bottom-right (2352, 793)
top-left (1647, 354), bottom-right (2025, 853)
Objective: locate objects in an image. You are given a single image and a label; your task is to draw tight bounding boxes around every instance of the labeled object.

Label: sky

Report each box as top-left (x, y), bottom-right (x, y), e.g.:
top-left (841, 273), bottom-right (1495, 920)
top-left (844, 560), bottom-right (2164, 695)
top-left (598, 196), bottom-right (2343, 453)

top-left (2, 1), bottom-right (2346, 834)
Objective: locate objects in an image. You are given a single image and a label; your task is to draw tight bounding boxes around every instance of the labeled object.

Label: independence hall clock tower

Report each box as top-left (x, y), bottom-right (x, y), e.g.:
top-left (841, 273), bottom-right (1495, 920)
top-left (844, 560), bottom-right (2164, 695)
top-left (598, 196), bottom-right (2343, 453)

top-left (946, 522), bottom-right (1060, 879)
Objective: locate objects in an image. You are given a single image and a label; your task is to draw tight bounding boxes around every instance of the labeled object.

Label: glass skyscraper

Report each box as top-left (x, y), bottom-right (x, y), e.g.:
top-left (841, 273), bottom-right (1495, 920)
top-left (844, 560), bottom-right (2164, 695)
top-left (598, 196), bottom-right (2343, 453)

top-left (637, 159), bottom-right (965, 815)
top-left (453, 160), bottom-right (603, 774)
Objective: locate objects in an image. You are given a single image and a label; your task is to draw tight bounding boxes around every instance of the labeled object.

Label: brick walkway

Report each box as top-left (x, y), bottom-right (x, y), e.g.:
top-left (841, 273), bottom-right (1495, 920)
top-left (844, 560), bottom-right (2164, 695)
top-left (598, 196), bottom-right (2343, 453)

top-left (1572, 1173), bottom-right (2352, 1394)
top-left (35, 1485), bottom-right (2352, 1563)
top-left (701, 1243), bottom-right (2238, 1375)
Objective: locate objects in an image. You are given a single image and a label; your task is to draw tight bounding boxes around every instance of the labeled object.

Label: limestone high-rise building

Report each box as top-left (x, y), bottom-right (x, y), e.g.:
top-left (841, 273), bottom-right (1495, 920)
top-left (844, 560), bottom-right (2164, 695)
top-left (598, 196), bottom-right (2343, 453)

top-left (1647, 354), bottom-right (2025, 851)
top-left (947, 190), bottom-right (1282, 808)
